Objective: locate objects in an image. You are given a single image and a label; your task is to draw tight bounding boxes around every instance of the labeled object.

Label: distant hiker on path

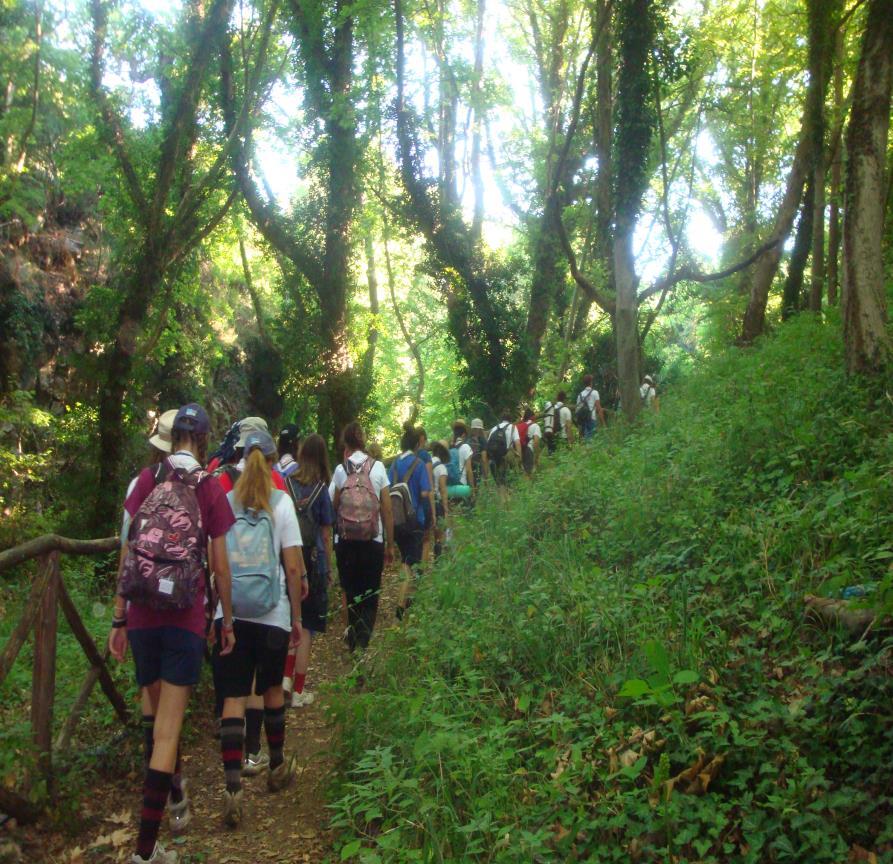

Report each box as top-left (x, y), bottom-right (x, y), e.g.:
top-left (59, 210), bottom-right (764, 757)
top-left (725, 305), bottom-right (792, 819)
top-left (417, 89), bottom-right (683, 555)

top-left (575, 375), bottom-right (606, 439)
top-left (641, 375), bottom-right (659, 411)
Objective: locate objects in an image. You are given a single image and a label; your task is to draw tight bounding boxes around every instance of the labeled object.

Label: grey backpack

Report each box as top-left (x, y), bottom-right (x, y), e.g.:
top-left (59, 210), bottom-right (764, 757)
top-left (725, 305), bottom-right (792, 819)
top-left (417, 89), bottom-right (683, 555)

top-left (226, 489), bottom-right (284, 618)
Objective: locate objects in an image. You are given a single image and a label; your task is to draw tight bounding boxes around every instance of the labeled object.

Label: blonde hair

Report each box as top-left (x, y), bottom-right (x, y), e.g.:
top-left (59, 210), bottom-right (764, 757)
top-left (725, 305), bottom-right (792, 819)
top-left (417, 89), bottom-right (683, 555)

top-left (234, 448), bottom-right (274, 514)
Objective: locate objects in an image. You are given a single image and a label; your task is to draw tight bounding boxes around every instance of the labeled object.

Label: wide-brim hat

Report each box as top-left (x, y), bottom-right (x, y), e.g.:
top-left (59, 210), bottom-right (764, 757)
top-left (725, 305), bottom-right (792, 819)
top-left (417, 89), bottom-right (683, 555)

top-left (470, 418), bottom-right (484, 430)
top-left (237, 416), bottom-right (269, 447)
top-left (148, 409), bottom-right (178, 453)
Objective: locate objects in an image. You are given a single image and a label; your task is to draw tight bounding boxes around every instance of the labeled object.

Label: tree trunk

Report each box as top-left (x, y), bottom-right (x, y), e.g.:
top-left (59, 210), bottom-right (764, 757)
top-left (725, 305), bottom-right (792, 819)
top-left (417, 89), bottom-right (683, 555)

top-left (740, 116), bottom-right (813, 343)
top-left (782, 181), bottom-right (814, 319)
top-left (470, 0), bottom-right (485, 241)
top-left (525, 196), bottom-right (566, 362)
top-left (841, 0), bottom-right (893, 374)
top-left (594, 0), bottom-right (614, 293)
top-left (827, 28), bottom-right (844, 305)
top-left (614, 234), bottom-right (640, 421)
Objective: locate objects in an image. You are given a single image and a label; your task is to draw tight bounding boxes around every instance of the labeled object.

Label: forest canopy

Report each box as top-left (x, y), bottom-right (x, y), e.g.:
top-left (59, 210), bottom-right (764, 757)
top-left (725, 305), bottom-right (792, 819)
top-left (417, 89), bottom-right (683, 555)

top-left (1, 0), bottom-right (891, 534)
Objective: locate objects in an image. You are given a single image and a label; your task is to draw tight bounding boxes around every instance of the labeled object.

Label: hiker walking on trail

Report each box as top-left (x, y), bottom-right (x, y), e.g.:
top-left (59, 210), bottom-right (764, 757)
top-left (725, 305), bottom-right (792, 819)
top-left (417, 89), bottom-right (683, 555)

top-left (281, 433), bottom-right (335, 708)
top-left (543, 392), bottom-right (573, 452)
top-left (275, 424), bottom-right (302, 480)
top-left (119, 409), bottom-right (193, 839)
top-left (641, 374), bottom-right (659, 411)
top-left (329, 422), bottom-right (395, 652)
top-left (575, 375), bottom-right (606, 440)
top-left (391, 423), bottom-right (432, 618)
top-left (516, 408), bottom-right (541, 475)
top-left (446, 420), bottom-right (476, 500)
top-left (216, 417), bottom-right (288, 494)
top-left (486, 412), bottom-right (522, 487)
top-left (468, 418), bottom-right (489, 483)
top-left (111, 403), bottom-right (236, 864)
top-left (212, 429), bottom-right (306, 828)
top-left (430, 441), bottom-right (451, 557)
top-left (415, 427), bottom-right (438, 564)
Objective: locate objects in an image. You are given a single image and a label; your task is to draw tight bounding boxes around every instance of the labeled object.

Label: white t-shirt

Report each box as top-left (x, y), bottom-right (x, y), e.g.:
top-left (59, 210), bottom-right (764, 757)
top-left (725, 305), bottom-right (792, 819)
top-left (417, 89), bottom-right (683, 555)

top-left (454, 440), bottom-right (474, 485)
top-left (641, 383), bottom-right (656, 406)
top-left (526, 422), bottom-right (542, 451)
top-left (488, 422), bottom-right (520, 450)
top-left (329, 451), bottom-right (390, 543)
top-left (577, 387), bottom-right (600, 420)
top-left (432, 457), bottom-right (448, 502)
top-left (558, 405), bottom-right (573, 439)
top-left (215, 489), bottom-right (302, 632)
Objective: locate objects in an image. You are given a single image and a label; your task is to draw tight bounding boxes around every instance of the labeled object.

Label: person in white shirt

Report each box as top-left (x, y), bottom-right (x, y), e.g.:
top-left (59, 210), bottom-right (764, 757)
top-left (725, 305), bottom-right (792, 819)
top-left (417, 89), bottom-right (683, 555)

top-left (429, 441), bottom-right (451, 556)
top-left (518, 407), bottom-right (541, 474)
top-left (576, 374), bottom-right (607, 439)
top-left (487, 412), bottom-right (522, 486)
top-left (640, 374), bottom-right (659, 410)
top-left (450, 420), bottom-right (477, 497)
top-left (329, 422), bottom-right (395, 651)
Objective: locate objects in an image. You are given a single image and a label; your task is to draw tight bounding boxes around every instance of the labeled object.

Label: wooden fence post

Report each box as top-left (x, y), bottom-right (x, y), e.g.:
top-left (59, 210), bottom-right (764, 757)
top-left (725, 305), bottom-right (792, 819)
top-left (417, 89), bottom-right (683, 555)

top-left (30, 551), bottom-right (59, 791)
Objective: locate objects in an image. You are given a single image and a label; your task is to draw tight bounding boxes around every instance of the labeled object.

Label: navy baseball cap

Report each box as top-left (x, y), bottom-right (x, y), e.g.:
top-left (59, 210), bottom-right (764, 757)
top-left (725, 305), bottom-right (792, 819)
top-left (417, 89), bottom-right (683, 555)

top-left (244, 429), bottom-right (276, 457)
top-left (172, 403), bottom-right (211, 435)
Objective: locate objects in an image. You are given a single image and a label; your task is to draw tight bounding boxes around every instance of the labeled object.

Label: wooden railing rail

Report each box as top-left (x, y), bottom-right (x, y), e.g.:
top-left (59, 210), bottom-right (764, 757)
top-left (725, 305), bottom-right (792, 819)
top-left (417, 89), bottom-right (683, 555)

top-left (0, 534), bottom-right (126, 824)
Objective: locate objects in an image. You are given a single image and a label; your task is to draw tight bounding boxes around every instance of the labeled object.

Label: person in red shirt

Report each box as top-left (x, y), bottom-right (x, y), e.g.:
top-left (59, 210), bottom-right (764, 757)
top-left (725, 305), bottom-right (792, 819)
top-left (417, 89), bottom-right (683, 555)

top-left (109, 403), bottom-right (236, 864)
top-left (216, 417), bottom-right (287, 494)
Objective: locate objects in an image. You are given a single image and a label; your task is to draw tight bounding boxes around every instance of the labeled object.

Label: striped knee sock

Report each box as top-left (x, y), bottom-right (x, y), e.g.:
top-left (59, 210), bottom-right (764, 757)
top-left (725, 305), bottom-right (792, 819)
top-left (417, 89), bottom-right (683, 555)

top-left (136, 768), bottom-right (172, 859)
top-left (263, 706), bottom-right (286, 769)
top-left (294, 673), bottom-right (306, 695)
top-left (244, 708), bottom-right (263, 757)
top-left (220, 718), bottom-right (245, 793)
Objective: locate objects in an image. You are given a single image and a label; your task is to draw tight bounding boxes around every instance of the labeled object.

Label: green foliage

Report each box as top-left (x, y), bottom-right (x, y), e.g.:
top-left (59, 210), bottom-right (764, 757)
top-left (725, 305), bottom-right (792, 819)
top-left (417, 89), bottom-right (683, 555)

top-left (329, 314), bottom-right (893, 862)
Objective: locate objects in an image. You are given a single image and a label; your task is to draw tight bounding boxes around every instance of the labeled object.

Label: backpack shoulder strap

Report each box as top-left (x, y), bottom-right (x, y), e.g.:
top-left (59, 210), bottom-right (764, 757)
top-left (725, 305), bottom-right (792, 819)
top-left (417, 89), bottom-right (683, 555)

top-left (402, 457), bottom-right (421, 483)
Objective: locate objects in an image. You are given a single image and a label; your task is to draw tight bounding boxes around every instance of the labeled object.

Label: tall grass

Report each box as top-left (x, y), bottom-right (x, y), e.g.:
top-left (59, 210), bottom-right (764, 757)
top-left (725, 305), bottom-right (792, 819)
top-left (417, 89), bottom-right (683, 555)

top-left (329, 313), bottom-right (893, 863)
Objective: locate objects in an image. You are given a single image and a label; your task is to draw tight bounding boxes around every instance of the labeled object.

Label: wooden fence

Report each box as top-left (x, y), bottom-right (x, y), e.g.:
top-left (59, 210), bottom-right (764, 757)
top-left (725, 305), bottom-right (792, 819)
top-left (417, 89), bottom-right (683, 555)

top-left (0, 534), bottom-right (130, 823)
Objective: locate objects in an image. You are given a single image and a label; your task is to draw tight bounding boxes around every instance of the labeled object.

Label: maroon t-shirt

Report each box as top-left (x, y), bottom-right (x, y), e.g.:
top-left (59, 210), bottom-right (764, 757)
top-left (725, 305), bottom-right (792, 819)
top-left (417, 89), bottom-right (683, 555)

top-left (123, 454), bottom-right (235, 638)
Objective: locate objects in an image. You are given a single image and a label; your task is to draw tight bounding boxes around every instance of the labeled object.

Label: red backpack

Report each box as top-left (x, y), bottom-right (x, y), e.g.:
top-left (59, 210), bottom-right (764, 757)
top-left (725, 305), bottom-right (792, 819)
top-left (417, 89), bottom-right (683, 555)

top-left (119, 461), bottom-right (207, 611)
top-left (516, 421), bottom-right (531, 449)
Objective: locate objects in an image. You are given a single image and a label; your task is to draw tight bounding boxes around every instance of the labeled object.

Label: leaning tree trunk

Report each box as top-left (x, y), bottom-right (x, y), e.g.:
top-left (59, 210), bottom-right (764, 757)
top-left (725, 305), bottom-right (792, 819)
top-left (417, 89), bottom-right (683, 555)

top-left (614, 233), bottom-right (641, 421)
top-left (782, 181), bottom-right (814, 319)
top-left (841, 0), bottom-right (893, 374)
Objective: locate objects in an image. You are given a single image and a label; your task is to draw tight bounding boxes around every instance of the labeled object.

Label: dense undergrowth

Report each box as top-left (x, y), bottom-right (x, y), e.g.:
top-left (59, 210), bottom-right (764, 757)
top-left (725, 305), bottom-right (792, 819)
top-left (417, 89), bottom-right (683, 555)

top-left (330, 314), bottom-right (893, 863)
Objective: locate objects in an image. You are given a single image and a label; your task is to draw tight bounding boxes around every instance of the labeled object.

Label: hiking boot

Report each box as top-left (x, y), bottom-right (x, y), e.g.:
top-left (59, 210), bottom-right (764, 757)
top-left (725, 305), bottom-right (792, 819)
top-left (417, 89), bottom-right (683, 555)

top-left (222, 789), bottom-right (243, 828)
top-left (267, 754), bottom-right (298, 792)
top-left (242, 750), bottom-right (269, 777)
top-left (291, 690), bottom-right (315, 708)
top-left (131, 843), bottom-right (178, 864)
top-left (168, 780), bottom-right (191, 835)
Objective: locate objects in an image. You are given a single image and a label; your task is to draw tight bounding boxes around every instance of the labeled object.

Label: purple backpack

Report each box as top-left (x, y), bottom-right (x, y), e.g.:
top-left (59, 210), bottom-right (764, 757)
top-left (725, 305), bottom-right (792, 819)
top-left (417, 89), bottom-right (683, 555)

top-left (119, 461), bottom-right (207, 611)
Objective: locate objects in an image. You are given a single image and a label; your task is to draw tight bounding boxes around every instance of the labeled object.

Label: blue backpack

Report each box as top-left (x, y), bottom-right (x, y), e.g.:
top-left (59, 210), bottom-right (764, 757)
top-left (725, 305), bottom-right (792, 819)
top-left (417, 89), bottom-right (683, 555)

top-left (226, 490), bottom-right (284, 618)
top-left (446, 445), bottom-right (463, 485)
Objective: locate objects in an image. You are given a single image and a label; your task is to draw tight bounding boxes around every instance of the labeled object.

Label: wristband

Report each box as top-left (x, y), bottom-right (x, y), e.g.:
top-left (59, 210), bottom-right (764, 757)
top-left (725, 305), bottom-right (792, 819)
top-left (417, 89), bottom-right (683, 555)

top-left (112, 617), bottom-right (127, 629)
top-left (222, 621), bottom-right (234, 632)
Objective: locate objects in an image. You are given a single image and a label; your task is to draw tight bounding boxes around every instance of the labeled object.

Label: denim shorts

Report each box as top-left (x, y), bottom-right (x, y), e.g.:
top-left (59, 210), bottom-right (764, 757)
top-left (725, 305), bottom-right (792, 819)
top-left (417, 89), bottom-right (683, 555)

top-left (128, 626), bottom-right (205, 688)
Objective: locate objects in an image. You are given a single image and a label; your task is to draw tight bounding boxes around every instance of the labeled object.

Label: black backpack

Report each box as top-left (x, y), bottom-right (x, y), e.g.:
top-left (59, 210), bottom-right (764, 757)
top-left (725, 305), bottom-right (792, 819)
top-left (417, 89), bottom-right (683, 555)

top-left (544, 403), bottom-right (562, 439)
top-left (486, 423), bottom-right (511, 465)
top-left (286, 478), bottom-right (325, 560)
top-left (575, 389), bottom-right (592, 428)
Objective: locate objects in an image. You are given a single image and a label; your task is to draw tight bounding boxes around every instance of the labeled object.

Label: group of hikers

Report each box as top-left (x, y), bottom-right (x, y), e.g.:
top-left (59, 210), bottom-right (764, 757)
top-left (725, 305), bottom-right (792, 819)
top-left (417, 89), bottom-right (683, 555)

top-left (108, 371), bottom-right (658, 864)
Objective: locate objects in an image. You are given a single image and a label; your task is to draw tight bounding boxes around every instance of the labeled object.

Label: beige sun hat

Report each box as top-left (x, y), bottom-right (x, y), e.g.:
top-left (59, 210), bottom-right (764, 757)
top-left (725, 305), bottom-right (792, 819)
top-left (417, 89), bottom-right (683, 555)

top-left (237, 416), bottom-right (269, 447)
top-left (470, 418), bottom-right (484, 430)
top-left (149, 409), bottom-right (178, 453)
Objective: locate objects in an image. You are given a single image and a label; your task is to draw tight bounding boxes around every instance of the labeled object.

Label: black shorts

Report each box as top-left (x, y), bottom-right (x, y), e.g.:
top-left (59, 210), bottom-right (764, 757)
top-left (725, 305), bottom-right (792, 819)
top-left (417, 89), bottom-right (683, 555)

top-left (212, 619), bottom-right (289, 699)
top-left (128, 626), bottom-right (205, 688)
top-left (302, 565), bottom-right (329, 634)
top-left (395, 527), bottom-right (424, 566)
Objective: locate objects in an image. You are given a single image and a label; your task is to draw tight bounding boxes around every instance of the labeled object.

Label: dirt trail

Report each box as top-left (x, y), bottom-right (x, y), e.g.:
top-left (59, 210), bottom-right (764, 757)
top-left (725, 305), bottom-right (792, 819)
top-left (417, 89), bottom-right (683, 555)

top-left (25, 570), bottom-right (401, 864)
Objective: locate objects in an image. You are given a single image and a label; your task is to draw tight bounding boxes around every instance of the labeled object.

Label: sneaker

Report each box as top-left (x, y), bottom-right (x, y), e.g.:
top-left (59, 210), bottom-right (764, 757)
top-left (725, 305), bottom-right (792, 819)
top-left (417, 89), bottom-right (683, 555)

top-left (223, 788), bottom-right (243, 828)
top-left (291, 690), bottom-right (315, 708)
top-left (131, 843), bottom-right (178, 864)
top-left (242, 751), bottom-right (269, 777)
top-left (267, 754), bottom-right (298, 792)
top-left (168, 781), bottom-right (191, 835)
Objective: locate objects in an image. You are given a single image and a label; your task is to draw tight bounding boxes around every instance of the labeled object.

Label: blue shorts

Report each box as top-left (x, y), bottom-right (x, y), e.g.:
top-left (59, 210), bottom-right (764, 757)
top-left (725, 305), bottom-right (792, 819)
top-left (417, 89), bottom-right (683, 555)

top-left (128, 626), bottom-right (205, 688)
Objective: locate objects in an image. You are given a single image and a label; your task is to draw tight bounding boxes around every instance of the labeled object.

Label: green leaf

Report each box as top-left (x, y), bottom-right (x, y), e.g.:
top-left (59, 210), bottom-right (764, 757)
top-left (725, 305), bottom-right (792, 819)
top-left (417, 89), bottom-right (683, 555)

top-left (673, 669), bottom-right (699, 685)
top-left (619, 678), bottom-right (651, 698)
top-left (341, 839), bottom-right (363, 860)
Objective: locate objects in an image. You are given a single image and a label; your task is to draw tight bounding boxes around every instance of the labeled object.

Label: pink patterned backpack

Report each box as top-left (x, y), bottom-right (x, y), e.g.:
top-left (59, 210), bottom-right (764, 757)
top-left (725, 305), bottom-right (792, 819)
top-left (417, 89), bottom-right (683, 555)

top-left (119, 461), bottom-right (207, 611)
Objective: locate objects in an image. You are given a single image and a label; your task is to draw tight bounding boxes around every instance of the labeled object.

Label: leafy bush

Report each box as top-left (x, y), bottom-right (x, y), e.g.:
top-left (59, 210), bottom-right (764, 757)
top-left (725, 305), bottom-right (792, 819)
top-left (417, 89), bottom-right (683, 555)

top-left (329, 313), bottom-right (893, 863)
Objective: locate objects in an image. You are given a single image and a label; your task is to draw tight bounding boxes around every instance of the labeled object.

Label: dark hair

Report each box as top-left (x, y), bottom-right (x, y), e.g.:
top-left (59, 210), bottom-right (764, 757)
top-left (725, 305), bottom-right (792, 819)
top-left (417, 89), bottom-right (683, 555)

top-left (431, 441), bottom-right (449, 462)
top-left (522, 407), bottom-right (534, 422)
top-left (171, 430), bottom-right (209, 466)
top-left (295, 433), bottom-right (331, 485)
top-left (556, 390), bottom-right (567, 402)
top-left (582, 373), bottom-right (593, 387)
top-left (401, 421), bottom-right (421, 452)
top-left (417, 426), bottom-right (428, 444)
top-left (452, 420), bottom-right (467, 438)
top-left (278, 430), bottom-right (301, 458)
top-left (501, 408), bottom-right (513, 422)
top-left (341, 421), bottom-right (366, 453)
